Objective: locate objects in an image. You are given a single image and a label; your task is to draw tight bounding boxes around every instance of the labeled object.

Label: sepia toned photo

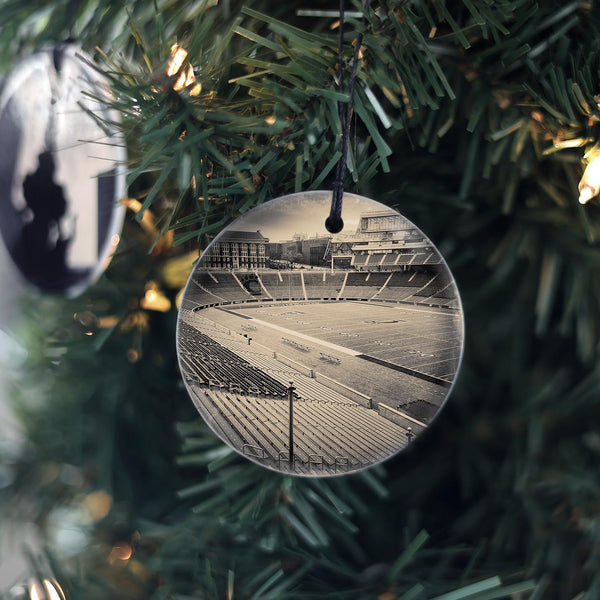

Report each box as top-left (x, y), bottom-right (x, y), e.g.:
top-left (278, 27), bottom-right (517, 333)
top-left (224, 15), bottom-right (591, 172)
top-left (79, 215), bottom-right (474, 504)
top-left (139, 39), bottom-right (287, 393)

top-left (177, 191), bottom-right (464, 476)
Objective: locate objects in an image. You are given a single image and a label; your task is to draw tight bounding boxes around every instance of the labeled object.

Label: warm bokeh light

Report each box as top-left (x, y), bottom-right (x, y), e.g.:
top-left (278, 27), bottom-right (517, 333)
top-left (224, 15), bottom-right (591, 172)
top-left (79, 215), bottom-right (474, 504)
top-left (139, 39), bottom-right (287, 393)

top-left (159, 251), bottom-right (198, 289)
top-left (141, 284), bottom-right (171, 312)
top-left (580, 186), bottom-right (595, 204)
top-left (121, 197), bottom-right (160, 239)
top-left (167, 45), bottom-right (187, 77)
top-left (28, 582), bottom-right (42, 600)
top-left (28, 580), bottom-right (66, 600)
top-left (84, 490), bottom-right (113, 520)
top-left (109, 542), bottom-right (133, 563)
top-left (167, 44), bottom-right (201, 94)
top-left (96, 316), bottom-right (120, 329)
top-left (579, 153), bottom-right (600, 203)
top-left (175, 287), bottom-right (185, 309)
top-left (43, 579), bottom-right (66, 600)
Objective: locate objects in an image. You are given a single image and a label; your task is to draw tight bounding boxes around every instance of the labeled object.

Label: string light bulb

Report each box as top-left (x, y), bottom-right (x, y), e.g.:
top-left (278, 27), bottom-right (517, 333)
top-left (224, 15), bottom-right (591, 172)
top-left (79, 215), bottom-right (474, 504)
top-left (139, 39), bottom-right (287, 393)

top-left (28, 579), bottom-right (65, 600)
top-left (43, 579), bottom-right (65, 600)
top-left (578, 151), bottom-right (600, 204)
top-left (140, 281), bottom-right (171, 312)
top-left (28, 582), bottom-right (42, 600)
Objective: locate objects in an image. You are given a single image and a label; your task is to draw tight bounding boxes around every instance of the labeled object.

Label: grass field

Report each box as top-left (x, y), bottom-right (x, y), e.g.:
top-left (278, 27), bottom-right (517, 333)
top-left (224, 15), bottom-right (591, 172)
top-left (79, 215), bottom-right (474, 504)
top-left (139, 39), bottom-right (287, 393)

top-left (197, 300), bottom-right (462, 418)
top-left (232, 300), bottom-right (463, 380)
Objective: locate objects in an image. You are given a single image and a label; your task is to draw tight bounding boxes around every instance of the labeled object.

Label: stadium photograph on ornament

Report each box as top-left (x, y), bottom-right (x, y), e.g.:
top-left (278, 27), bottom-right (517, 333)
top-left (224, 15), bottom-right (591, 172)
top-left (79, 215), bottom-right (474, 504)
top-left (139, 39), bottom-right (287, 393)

top-left (177, 191), bottom-right (464, 476)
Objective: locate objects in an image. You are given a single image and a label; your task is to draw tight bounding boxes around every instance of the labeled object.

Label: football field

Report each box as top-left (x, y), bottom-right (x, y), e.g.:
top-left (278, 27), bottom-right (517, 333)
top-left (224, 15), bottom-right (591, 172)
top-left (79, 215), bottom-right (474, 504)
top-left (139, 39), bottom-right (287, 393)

top-left (199, 300), bottom-right (462, 418)
top-left (232, 300), bottom-right (463, 380)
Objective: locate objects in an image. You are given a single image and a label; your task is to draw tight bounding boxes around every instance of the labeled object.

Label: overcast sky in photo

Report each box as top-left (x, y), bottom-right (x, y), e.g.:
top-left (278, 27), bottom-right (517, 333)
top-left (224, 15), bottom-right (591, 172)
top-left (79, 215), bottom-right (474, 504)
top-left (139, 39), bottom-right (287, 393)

top-left (229, 192), bottom-right (394, 243)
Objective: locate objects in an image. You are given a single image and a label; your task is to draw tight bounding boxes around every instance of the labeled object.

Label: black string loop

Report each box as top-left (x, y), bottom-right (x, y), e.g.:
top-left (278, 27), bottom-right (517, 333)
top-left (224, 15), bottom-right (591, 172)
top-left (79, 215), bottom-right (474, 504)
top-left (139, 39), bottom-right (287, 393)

top-left (326, 0), bottom-right (371, 234)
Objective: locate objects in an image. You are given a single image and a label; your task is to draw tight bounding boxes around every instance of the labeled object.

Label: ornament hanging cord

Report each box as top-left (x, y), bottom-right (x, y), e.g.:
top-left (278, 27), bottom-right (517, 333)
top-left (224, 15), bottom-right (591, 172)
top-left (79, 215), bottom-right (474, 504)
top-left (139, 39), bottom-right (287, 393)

top-left (326, 0), bottom-right (372, 234)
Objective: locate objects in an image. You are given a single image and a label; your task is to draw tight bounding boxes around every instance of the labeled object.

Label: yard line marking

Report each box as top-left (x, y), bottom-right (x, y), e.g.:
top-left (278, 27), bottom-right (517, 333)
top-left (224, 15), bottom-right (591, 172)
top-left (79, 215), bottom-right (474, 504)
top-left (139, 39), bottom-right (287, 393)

top-left (359, 303), bottom-right (463, 319)
top-left (235, 314), bottom-right (361, 356)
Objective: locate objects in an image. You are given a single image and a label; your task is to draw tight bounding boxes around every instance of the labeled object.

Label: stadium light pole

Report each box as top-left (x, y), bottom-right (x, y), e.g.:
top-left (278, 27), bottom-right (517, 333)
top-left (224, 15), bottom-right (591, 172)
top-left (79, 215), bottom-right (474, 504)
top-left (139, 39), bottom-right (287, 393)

top-left (288, 381), bottom-right (295, 466)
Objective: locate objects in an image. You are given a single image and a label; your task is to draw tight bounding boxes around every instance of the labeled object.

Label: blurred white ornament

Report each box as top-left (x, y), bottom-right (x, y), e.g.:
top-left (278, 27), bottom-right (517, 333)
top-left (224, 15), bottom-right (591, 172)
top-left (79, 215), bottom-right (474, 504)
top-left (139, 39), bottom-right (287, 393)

top-left (0, 44), bottom-right (126, 295)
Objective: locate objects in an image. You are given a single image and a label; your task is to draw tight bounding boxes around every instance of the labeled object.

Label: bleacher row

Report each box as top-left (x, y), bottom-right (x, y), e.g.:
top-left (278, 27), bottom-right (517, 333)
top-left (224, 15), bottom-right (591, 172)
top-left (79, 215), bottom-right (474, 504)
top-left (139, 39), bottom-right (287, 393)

top-left (184, 269), bottom-right (457, 308)
top-left (179, 313), bottom-right (411, 473)
top-left (185, 314), bottom-right (356, 406)
top-left (178, 320), bottom-right (295, 398)
top-left (353, 251), bottom-right (442, 268)
top-left (198, 388), bottom-right (407, 473)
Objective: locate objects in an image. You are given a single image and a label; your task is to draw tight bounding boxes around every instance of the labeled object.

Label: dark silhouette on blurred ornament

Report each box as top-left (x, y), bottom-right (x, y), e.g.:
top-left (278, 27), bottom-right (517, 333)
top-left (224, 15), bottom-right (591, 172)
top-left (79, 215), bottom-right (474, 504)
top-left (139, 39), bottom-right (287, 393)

top-left (0, 45), bottom-right (126, 296)
top-left (15, 151), bottom-right (72, 289)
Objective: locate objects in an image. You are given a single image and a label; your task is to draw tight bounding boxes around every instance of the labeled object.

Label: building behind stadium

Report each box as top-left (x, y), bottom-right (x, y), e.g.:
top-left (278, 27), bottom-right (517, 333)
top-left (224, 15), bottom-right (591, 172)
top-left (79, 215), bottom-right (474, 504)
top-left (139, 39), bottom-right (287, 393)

top-left (203, 210), bottom-right (438, 270)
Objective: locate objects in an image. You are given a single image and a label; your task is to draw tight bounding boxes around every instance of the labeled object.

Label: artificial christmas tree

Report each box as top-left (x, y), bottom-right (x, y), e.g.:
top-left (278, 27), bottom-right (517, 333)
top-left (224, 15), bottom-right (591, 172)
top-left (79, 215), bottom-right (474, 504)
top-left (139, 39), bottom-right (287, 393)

top-left (1, 1), bottom-right (600, 599)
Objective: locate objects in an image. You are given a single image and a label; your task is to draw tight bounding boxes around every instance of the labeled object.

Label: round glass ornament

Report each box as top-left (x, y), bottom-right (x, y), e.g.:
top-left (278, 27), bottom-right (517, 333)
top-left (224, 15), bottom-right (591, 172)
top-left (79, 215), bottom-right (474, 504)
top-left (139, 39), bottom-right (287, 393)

top-left (177, 191), bottom-right (464, 476)
top-left (0, 44), bottom-right (126, 296)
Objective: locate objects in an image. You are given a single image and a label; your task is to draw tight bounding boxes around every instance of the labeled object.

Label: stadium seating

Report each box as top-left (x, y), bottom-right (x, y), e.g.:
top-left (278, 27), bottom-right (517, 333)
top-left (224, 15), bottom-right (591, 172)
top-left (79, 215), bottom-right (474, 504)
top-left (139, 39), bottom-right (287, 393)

top-left (339, 272), bottom-right (386, 300)
top-left (409, 253), bottom-right (430, 265)
top-left (349, 250), bottom-right (444, 271)
top-left (185, 267), bottom-right (459, 310)
top-left (179, 312), bottom-right (417, 474)
top-left (365, 271), bottom-right (433, 302)
top-left (386, 271), bottom-right (414, 286)
top-left (395, 254), bottom-right (412, 265)
top-left (178, 320), bottom-right (294, 397)
top-left (191, 271), bottom-right (248, 302)
top-left (356, 252), bottom-right (397, 270)
top-left (182, 278), bottom-right (221, 307)
top-left (257, 272), bottom-right (303, 300)
top-left (406, 272), bottom-right (434, 287)
top-left (414, 271), bottom-right (452, 298)
top-left (349, 272), bottom-right (389, 286)
top-left (376, 286), bottom-right (416, 302)
top-left (198, 387), bottom-right (409, 473)
top-left (303, 272), bottom-right (327, 299)
top-left (353, 254), bottom-right (367, 268)
top-left (301, 271), bottom-right (346, 299)
top-left (321, 271), bottom-right (347, 298)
